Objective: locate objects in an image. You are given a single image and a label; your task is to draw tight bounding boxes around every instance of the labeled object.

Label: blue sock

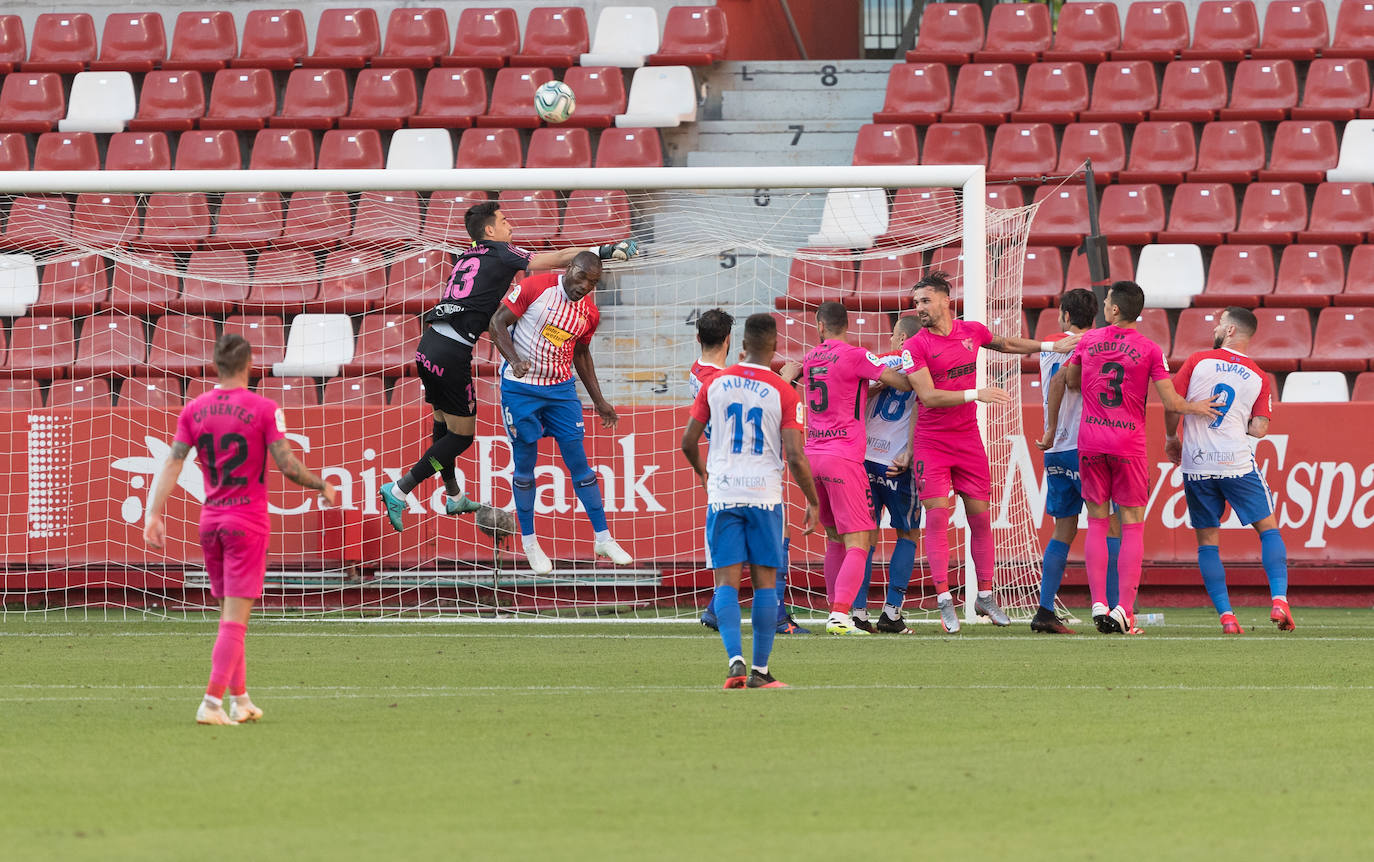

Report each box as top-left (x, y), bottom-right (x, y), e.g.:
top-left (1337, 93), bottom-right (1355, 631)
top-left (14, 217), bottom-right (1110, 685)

top-left (1039, 538), bottom-right (1070, 611)
top-left (1260, 528), bottom-right (1289, 598)
top-left (714, 585), bottom-right (742, 660)
top-left (1198, 545), bottom-right (1231, 615)
top-left (571, 474), bottom-right (609, 534)
top-left (775, 538), bottom-right (790, 625)
top-left (751, 587), bottom-right (778, 668)
top-left (885, 537), bottom-right (916, 609)
top-left (1106, 535), bottom-right (1122, 609)
top-left (512, 441), bottom-right (538, 536)
top-left (854, 548), bottom-right (874, 611)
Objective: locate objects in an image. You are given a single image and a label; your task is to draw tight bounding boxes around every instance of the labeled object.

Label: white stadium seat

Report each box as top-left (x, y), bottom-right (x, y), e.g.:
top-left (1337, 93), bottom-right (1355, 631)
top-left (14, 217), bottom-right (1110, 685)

top-left (1137, 244), bottom-right (1204, 308)
top-left (386, 129), bottom-right (454, 170)
top-left (1281, 371), bottom-right (1349, 403)
top-left (807, 188), bottom-right (889, 248)
top-left (581, 6), bottom-right (660, 67)
top-left (0, 254), bottom-right (40, 316)
top-left (58, 72), bottom-right (136, 133)
top-left (616, 66), bottom-right (697, 128)
top-left (1327, 120), bottom-right (1374, 182)
top-left (273, 314), bottom-right (354, 377)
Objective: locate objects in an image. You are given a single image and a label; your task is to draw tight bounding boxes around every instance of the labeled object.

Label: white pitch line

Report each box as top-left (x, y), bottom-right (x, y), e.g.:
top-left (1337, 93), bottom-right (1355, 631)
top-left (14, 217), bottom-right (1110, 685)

top-left (0, 631), bottom-right (1367, 643)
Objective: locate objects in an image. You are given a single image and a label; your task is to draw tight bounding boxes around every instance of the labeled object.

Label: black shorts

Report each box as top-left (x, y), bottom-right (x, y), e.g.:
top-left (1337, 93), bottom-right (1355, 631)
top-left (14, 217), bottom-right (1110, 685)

top-left (414, 327), bottom-right (477, 417)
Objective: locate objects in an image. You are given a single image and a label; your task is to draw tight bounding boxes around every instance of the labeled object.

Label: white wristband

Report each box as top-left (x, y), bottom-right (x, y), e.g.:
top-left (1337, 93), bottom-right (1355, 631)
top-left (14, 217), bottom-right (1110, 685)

top-left (1040, 340), bottom-right (1057, 352)
top-left (963, 389), bottom-right (978, 404)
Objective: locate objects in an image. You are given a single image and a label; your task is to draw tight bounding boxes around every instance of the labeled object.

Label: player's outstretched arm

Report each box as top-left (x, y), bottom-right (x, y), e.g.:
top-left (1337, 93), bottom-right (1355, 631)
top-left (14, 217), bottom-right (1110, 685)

top-left (878, 366), bottom-right (913, 391)
top-left (1038, 370), bottom-right (1072, 451)
top-left (489, 305), bottom-right (531, 379)
top-left (143, 441), bottom-right (191, 549)
top-left (989, 333), bottom-right (1081, 355)
top-left (681, 418), bottom-right (709, 490)
top-left (907, 366), bottom-right (1010, 408)
top-left (573, 341), bottom-right (618, 428)
top-left (781, 427), bottom-right (820, 535)
top-left (1153, 379), bottom-right (1222, 421)
top-left (528, 240), bottom-right (639, 272)
top-left (268, 439), bottom-right (337, 505)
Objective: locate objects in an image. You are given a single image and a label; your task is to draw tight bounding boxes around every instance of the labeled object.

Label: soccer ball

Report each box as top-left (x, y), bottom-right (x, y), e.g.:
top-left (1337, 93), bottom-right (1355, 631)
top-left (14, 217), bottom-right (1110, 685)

top-left (533, 80), bottom-right (576, 124)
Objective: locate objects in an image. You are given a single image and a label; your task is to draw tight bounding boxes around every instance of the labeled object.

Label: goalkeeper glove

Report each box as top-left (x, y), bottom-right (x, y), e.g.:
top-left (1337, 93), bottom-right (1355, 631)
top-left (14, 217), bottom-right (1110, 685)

top-left (594, 239), bottom-right (639, 261)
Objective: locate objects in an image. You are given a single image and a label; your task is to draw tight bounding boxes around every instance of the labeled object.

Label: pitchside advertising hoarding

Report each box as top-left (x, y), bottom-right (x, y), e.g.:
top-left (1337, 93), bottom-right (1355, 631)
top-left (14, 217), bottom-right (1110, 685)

top-left (3, 403), bottom-right (1373, 577)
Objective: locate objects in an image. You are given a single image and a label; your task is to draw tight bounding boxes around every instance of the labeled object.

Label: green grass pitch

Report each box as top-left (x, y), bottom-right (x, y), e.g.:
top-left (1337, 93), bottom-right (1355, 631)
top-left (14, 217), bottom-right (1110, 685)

top-left (4, 608), bottom-right (1374, 861)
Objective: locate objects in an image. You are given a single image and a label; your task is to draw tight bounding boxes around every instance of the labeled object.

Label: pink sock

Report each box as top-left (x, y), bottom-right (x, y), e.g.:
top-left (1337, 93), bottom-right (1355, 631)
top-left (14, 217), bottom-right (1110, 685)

top-left (967, 509), bottom-right (996, 591)
top-left (1084, 517), bottom-right (1110, 607)
top-left (924, 506), bottom-right (950, 594)
top-left (823, 541), bottom-right (845, 604)
top-left (830, 547), bottom-right (869, 614)
top-left (229, 647), bottom-right (247, 698)
top-left (206, 620), bottom-right (246, 698)
top-left (1117, 522), bottom-right (1145, 616)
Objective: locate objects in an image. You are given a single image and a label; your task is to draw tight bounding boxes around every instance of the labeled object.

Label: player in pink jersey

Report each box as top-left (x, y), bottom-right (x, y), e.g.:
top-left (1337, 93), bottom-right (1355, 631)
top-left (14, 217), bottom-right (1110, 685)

top-left (1164, 306), bottom-right (1295, 633)
top-left (903, 270), bottom-right (1080, 633)
top-left (801, 302), bottom-right (912, 635)
top-left (143, 335), bottom-right (337, 726)
top-left (1046, 281), bottom-right (1219, 635)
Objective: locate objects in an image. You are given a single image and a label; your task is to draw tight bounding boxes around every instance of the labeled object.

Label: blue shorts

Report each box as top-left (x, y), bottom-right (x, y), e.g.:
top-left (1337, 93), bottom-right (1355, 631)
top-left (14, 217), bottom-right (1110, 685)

top-left (705, 503), bottom-right (785, 570)
top-left (865, 460), bottom-right (921, 532)
top-left (1184, 470), bottom-right (1274, 529)
top-left (500, 376), bottom-right (585, 444)
top-left (1043, 449), bottom-right (1084, 519)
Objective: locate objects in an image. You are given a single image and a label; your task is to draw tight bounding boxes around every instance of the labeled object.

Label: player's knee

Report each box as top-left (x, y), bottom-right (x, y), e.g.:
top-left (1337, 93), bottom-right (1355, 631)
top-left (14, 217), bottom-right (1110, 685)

top-left (513, 475), bottom-right (536, 491)
top-left (572, 472), bottom-right (598, 489)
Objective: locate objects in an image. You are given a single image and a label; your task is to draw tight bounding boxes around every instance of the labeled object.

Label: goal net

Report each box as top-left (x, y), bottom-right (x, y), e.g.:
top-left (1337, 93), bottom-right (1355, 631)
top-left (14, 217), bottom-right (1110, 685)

top-left (0, 166), bottom-right (1049, 621)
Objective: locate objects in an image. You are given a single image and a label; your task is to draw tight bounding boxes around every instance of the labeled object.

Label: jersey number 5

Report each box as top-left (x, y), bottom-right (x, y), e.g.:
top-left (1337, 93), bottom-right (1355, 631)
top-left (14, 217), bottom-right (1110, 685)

top-left (807, 366), bottom-right (829, 413)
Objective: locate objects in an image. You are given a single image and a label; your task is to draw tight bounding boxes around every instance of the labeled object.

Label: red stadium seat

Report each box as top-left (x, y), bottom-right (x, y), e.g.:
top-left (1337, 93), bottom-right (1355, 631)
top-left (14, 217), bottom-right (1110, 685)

top-left (3, 317), bottom-right (74, 378)
top-left (1300, 182), bottom-right (1374, 244)
top-left (456, 127), bottom-right (522, 169)
top-left (526, 127), bottom-right (591, 169)
top-left (852, 123), bottom-right (919, 166)
top-left (1159, 182), bottom-right (1237, 245)
top-left (280, 191), bottom-right (350, 248)
top-left (1012, 62), bottom-right (1090, 123)
top-left (1056, 122), bottom-right (1126, 181)
top-left (202, 68), bottom-right (276, 130)
top-left (23, 13), bottom-right (97, 73)
top-left (74, 311), bottom-right (146, 376)
top-left (312, 249), bottom-right (388, 312)
top-left (1029, 186), bottom-right (1091, 246)
top-left (991, 186), bottom-right (1027, 210)
top-left (118, 376), bottom-right (182, 408)
top-left (443, 7), bottom-right (520, 68)
top-left (1220, 59), bottom-right (1299, 121)
top-left (881, 187), bottom-right (959, 246)
top-left (557, 190), bottom-right (630, 246)
top-left (1329, 0), bottom-right (1374, 58)
top-left (349, 191), bottom-right (423, 247)
top-left (303, 8), bottom-right (380, 68)
top-left (343, 314), bottom-right (422, 375)
top-left (1292, 58), bottom-right (1372, 121)
top-left (849, 250), bottom-right (923, 311)
top-left (1045, 2), bottom-right (1122, 63)
top-left (873, 63), bottom-right (951, 124)
top-left (1, 196), bottom-right (71, 249)
top-left (1307, 307), bottom-right (1374, 371)
top-left (390, 375), bottom-right (425, 407)
top-left (33, 132), bottom-right (100, 172)
top-left (1183, 0), bottom-right (1261, 60)
top-left (411, 67), bottom-right (487, 128)
top-left (1114, 1), bottom-right (1191, 61)
top-left (145, 314), bottom-right (216, 376)
top-left (245, 248), bottom-right (320, 310)
top-left (1097, 183), bottom-right (1166, 244)
top-left (513, 7), bottom-right (589, 67)
top-left (919, 123), bottom-right (987, 166)
top-left (139, 192), bottom-right (210, 248)
top-left (559, 66), bottom-right (627, 127)
top-left (385, 250), bottom-right (452, 312)
top-left (651, 6), bottom-right (728, 65)
top-left (988, 122), bottom-right (1057, 179)
top-left (177, 249), bottom-right (251, 314)
top-left (211, 191), bottom-right (284, 247)
top-left (595, 127), bottom-right (662, 167)
top-left (340, 68), bottom-right (417, 130)
top-left (249, 129), bottom-right (316, 170)
top-left (1195, 244), bottom-right (1274, 306)
top-left (222, 314), bottom-right (286, 372)
top-left (1340, 244), bottom-right (1374, 305)
top-left (322, 376), bottom-right (387, 406)
top-left (165, 11), bottom-right (238, 72)
top-left (105, 131), bottom-right (171, 171)
top-left (1259, 121), bottom-right (1340, 183)
top-left (1247, 307), bottom-right (1312, 371)
top-left (1065, 243), bottom-right (1134, 290)
top-left (47, 378), bottom-right (114, 407)
top-left (943, 63), bottom-right (1020, 123)
top-left (257, 376), bottom-right (319, 408)
top-left (273, 68), bottom-right (349, 130)
top-left (72, 193), bottom-right (139, 247)
top-left (975, 2), bottom-right (1052, 63)
top-left (1021, 246), bottom-right (1065, 308)
top-left (375, 8), bottom-right (449, 68)
top-left (1269, 244), bottom-right (1345, 307)
top-left (1118, 121), bottom-right (1196, 184)
top-left (175, 129), bottom-right (241, 170)
top-left (317, 129), bottom-right (385, 169)
top-left (0, 15), bottom-right (26, 74)
top-left (128, 71), bottom-right (205, 132)
top-left (1152, 60), bottom-right (1228, 121)
top-left (906, 3), bottom-right (984, 65)
top-left (1253, 0), bottom-right (1329, 60)
top-left (1188, 120), bottom-right (1265, 182)
top-left (776, 251), bottom-right (857, 310)
top-left (233, 9), bottom-right (306, 70)
top-left (1133, 308), bottom-right (1172, 353)
top-left (0, 73), bottom-right (66, 133)
top-left (92, 12), bottom-right (166, 72)
top-left (1231, 182), bottom-right (1309, 244)
top-left (421, 193), bottom-right (487, 244)
top-left (1355, 371), bottom-right (1374, 400)
top-left (477, 67), bottom-right (554, 128)
top-left (109, 253), bottom-right (180, 314)
top-left (1169, 307), bottom-right (1227, 362)
top-left (0, 131), bottom-right (29, 169)
top-left (496, 190), bottom-right (559, 246)
top-left (1079, 60), bottom-right (1157, 123)
top-left (34, 255), bottom-right (108, 316)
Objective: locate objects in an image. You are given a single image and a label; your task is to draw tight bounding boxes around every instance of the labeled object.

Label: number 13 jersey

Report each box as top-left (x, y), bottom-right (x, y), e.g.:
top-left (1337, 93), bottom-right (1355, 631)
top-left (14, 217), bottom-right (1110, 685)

top-left (1067, 324), bottom-right (1169, 458)
top-left (422, 240), bottom-right (533, 344)
top-left (174, 387), bottom-right (287, 533)
top-left (688, 363), bottom-right (803, 506)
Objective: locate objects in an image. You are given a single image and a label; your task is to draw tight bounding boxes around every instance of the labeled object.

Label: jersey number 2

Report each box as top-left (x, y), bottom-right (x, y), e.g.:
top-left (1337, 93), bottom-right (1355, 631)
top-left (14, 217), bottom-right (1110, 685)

top-left (725, 402), bottom-right (764, 455)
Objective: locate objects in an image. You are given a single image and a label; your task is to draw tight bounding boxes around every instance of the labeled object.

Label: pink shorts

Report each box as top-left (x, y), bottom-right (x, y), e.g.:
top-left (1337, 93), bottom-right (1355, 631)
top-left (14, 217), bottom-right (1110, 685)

top-left (1080, 452), bottom-right (1149, 508)
top-left (810, 454), bottom-right (876, 535)
top-left (913, 434), bottom-right (991, 501)
top-left (200, 522), bottom-right (270, 599)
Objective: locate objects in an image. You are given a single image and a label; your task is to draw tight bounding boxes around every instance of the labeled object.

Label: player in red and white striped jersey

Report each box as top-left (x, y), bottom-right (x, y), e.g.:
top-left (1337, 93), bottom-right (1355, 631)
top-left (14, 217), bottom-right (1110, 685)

top-left (489, 252), bottom-right (632, 575)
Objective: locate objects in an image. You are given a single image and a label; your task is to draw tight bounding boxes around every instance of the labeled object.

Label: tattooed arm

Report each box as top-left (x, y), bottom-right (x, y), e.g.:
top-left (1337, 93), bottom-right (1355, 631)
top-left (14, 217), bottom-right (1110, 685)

top-left (143, 441), bottom-right (191, 550)
top-left (269, 439), bottom-right (338, 505)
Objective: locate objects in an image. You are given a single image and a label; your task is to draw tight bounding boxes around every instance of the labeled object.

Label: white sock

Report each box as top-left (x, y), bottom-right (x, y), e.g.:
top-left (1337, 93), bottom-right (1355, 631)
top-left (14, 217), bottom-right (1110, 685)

top-left (233, 693), bottom-right (252, 704)
top-left (752, 665), bottom-right (768, 675)
top-left (882, 603), bottom-right (901, 620)
top-left (937, 590), bottom-right (952, 604)
top-left (1273, 594), bottom-right (1287, 602)
top-left (729, 654), bottom-right (744, 667)
top-left (852, 608), bottom-right (870, 621)
top-left (203, 694), bottom-right (222, 708)
top-left (978, 589), bottom-right (992, 599)
top-left (521, 534), bottom-right (540, 551)
top-left (594, 530), bottom-right (612, 544)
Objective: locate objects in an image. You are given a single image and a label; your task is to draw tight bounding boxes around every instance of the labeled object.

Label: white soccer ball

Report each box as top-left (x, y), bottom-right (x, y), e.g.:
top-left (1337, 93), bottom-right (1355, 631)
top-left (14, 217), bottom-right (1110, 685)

top-left (534, 80), bottom-right (576, 124)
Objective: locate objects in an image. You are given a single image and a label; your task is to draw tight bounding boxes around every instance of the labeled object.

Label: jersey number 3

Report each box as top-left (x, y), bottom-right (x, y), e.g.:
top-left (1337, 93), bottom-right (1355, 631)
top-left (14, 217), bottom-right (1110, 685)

top-left (1098, 361), bottom-right (1125, 408)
